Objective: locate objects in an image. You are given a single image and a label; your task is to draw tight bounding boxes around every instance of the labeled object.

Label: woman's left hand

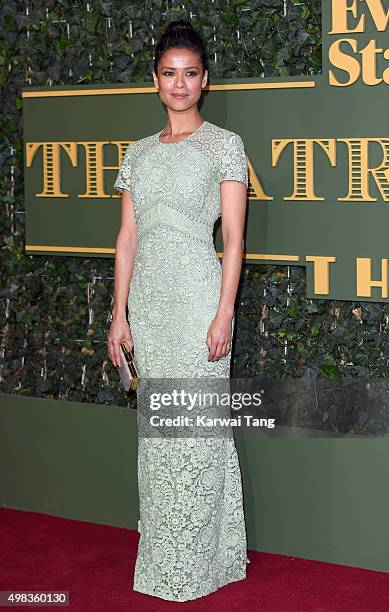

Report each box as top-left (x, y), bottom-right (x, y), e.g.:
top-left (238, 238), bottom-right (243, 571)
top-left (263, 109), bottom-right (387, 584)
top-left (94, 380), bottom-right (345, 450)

top-left (206, 313), bottom-right (233, 361)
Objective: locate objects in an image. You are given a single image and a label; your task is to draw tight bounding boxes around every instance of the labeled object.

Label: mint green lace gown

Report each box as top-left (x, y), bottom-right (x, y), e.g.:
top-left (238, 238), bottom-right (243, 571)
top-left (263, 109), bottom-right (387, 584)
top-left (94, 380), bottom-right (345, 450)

top-left (113, 120), bottom-right (249, 602)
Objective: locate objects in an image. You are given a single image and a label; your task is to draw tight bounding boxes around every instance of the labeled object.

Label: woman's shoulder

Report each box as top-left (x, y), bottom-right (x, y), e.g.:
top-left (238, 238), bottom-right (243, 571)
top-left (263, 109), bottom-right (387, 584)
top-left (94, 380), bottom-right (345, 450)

top-left (120, 132), bottom-right (158, 162)
top-left (128, 132), bottom-right (157, 149)
top-left (206, 123), bottom-right (248, 185)
top-left (203, 121), bottom-right (245, 147)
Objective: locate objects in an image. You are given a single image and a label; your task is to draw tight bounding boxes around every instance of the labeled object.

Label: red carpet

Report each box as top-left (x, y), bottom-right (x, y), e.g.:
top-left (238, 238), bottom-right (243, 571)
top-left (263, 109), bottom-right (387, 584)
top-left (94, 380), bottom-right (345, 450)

top-left (1, 507), bottom-right (388, 611)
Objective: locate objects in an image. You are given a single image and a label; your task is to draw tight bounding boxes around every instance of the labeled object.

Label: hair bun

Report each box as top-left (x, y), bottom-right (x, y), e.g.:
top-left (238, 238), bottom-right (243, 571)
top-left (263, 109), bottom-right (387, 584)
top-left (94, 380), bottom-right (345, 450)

top-left (165, 20), bottom-right (195, 36)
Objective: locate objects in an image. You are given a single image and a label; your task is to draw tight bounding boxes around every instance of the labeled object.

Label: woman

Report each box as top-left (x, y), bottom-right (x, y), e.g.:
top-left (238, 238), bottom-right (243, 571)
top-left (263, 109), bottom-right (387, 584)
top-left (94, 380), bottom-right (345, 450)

top-left (108, 19), bottom-right (249, 602)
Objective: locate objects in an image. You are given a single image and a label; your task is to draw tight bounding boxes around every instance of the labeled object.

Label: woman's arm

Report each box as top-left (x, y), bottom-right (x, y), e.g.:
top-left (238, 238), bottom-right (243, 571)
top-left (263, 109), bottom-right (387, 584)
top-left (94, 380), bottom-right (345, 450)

top-left (217, 180), bottom-right (247, 318)
top-left (206, 180), bottom-right (247, 361)
top-left (108, 189), bottom-right (137, 367)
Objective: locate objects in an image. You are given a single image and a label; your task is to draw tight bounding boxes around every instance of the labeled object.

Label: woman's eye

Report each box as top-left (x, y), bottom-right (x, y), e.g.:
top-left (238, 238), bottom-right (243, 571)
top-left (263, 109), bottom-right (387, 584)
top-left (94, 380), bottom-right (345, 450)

top-left (162, 71), bottom-right (198, 77)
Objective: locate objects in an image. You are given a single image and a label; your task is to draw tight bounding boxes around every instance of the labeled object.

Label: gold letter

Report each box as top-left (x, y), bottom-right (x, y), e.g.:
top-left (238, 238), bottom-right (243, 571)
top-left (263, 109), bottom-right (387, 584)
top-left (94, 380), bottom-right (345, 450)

top-left (364, 0), bottom-right (389, 31)
top-left (305, 255), bottom-right (336, 295)
top-left (360, 39), bottom-right (383, 85)
top-left (78, 141), bottom-right (132, 198)
top-left (357, 258), bottom-right (388, 297)
top-left (329, 0), bottom-right (365, 34)
top-left (338, 138), bottom-right (389, 201)
top-left (25, 142), bottom-right (77, 197)
top-left (247, 157), bottom-right (273, 201)
top-left (272, 139), bottom-right (336, 201)
top-left (328, 39), bottom-right (361, 86)
top-left (306, 256), bottom-right (336, 295)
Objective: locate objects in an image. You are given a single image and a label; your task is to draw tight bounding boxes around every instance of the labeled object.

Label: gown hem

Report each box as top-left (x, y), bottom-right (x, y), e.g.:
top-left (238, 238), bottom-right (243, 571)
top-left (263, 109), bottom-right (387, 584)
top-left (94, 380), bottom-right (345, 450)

top-left (132, 569), bottom-right (247, 602)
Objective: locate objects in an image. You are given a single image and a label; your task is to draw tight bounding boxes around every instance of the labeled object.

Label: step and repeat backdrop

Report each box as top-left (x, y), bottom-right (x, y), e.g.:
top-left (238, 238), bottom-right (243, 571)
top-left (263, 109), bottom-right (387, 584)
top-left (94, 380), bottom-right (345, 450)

top-left (23, 1), bottom-right (389, 302)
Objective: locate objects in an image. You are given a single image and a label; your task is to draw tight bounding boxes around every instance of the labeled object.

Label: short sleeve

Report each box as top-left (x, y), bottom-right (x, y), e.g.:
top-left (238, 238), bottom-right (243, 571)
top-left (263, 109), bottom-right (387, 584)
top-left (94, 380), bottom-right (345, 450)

top-left (219, 133), bottom-right (248, 187)
top-left (113, 142), bottom-right (135, 193)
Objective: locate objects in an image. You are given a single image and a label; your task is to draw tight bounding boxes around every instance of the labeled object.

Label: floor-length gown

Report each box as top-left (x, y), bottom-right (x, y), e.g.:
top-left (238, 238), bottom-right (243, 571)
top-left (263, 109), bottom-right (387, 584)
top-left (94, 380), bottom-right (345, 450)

top-left (113, 119), bottom-right (249, 602)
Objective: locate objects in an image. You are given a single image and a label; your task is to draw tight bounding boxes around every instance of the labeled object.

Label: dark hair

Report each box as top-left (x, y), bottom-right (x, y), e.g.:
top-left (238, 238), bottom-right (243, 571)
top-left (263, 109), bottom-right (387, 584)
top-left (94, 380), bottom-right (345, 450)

top-left (154, 19), bottom-right (209, 76)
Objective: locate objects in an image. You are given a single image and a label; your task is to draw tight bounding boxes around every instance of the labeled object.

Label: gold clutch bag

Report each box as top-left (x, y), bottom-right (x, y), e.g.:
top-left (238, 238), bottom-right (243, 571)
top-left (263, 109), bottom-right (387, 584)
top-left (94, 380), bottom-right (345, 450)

top-left (117, 341), bottom-right (140, 393)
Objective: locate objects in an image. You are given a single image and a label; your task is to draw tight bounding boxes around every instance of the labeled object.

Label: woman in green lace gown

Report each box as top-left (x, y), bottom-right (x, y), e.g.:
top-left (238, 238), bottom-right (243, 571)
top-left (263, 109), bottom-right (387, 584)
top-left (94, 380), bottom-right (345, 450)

top-left (108, 20), bottom-right (249, 602)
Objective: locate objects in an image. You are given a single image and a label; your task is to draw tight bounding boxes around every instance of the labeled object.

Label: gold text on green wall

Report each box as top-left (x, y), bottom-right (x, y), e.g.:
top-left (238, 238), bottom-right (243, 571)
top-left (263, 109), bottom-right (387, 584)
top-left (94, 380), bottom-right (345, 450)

top-left (328, 0), bottom-right (389, 87)
top-left (26, 138), bottom-right (389, 202)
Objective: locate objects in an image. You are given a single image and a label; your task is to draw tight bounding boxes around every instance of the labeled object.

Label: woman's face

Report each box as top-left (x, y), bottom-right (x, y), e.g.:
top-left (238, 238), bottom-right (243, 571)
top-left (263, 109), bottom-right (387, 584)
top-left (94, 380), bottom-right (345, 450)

top-left (153, 48), bottom-right (208, 112)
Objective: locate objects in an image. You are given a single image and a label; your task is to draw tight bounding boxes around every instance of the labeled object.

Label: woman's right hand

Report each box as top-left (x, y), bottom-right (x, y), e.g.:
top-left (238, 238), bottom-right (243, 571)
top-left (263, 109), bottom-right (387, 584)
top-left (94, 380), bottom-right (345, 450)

top-left (108, 314), bottom-right (134, 367)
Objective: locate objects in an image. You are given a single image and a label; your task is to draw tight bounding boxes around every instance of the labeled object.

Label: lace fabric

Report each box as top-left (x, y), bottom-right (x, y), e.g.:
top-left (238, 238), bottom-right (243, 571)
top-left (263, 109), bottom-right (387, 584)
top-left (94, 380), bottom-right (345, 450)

top-left (113, 120), bottom-right (249, 602)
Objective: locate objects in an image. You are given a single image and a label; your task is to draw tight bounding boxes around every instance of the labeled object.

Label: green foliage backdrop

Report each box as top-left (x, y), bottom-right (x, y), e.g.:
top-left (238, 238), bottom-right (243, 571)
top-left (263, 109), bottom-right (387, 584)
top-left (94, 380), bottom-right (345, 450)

top-left (4, 1), bottom-right (386, 418)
